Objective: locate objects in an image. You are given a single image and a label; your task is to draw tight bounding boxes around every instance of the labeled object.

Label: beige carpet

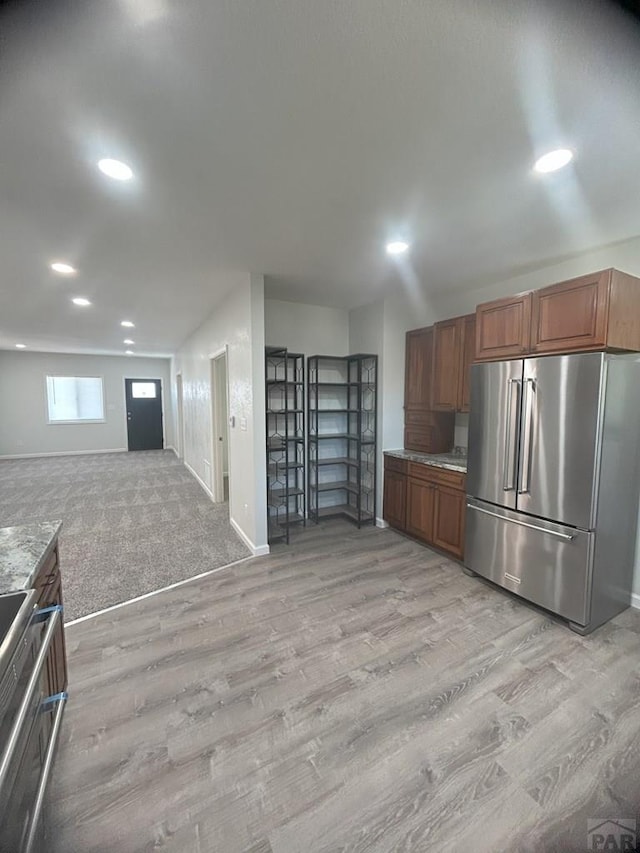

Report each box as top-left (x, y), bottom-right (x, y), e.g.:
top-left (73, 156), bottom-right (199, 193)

top-left (0, 450), bottom-right (249, 620)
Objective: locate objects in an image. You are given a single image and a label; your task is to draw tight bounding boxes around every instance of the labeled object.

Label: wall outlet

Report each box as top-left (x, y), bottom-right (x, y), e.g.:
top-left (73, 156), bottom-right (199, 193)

top-left (240, 417), bottom-right (247, 431)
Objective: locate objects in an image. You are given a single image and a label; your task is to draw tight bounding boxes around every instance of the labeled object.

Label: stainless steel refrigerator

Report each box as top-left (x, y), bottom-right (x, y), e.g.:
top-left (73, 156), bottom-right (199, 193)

top-left (465, 351), bottom-right (640, 633)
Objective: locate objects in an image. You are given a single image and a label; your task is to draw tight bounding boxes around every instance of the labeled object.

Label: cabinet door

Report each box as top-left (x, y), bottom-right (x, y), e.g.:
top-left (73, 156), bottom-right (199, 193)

top-left (405, 478), bottom-right (435, 542)
top-left (475, 294), bottom-right (532, 361)
top-left (42, 575), bottom-right (68, 695)
top-left (383, 471), bottom-right (407, 530)
top-left (432, 486), bottom-right (465, 559)
top-left (531, 270), bottom-right (610, 353)
top-left (431, 318), bottom-right (460, 411)
top-left (457, 314), bottom-right (476, 412)
top-left (405, 327), bottom-right (433, 410)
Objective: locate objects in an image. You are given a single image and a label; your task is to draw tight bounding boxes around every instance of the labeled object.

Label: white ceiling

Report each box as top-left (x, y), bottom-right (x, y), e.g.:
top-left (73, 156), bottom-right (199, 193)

top-left (1, 0), bottom-right (639, 355)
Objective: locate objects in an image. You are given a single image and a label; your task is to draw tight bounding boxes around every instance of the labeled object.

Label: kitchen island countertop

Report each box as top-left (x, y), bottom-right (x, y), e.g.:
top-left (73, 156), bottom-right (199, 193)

top-left (0, 521), bottom-right (62, 594)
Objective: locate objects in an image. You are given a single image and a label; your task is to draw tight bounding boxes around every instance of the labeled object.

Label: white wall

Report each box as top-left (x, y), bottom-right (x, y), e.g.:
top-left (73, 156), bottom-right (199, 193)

top-left (265, 294), bottom-right (434, 525)
top-left (0, 350), bottom-right (173, 456)
top-left (348, 290), bottom-right (439, 521)
top-left (431, 235), bottom-right (640, 320)
top-left (173, 273), bottom-right (267, 554)
top-left (265, 299), bottom-right (350, 356)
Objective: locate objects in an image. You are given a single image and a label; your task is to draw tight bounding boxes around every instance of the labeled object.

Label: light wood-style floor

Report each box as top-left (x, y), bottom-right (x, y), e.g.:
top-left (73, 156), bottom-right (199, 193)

top-left (46, 520), bottom-right (640, 852)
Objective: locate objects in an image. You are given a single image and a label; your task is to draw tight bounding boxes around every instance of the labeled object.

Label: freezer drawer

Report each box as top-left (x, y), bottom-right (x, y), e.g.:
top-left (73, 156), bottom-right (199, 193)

top-left (465, 499), bottom-right (593, 626)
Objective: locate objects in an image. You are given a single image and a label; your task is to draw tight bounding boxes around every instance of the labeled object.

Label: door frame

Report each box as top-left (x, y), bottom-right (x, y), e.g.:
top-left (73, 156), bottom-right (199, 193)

top-left (123, 376), bottom-right (166, 451)
top-left (210, 347), bottom-right (230, 503)
top-left (175, 372), bottom-right (185, 459)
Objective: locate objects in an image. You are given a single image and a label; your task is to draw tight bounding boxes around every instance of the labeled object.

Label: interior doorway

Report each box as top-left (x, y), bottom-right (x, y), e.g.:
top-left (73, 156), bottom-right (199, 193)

top-left (125, 378), bottom-right (164, 451)
top-left (210, 350), bottom-right (230, 502)
top-left (176, 372), bottom-right (185, 459)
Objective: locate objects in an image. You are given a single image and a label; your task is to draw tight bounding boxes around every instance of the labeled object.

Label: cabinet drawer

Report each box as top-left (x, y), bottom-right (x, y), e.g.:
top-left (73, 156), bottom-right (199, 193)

top-left (384, 455), bottom-right (408, 474)
top-left (404, 427), bottom-right (453, 455)
top-left (408, 462), bottom-right (465, 491)
top-left (405, 427), bottom-right (432, 453)
top-left (405, 409), bottom-right (432, 426)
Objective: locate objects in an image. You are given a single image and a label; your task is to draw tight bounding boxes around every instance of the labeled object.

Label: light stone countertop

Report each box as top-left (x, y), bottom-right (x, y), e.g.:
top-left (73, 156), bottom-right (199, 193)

top-left (0, 521), bottom-right (62, 594)
top-left (384, 448), bottom-right (468, 473)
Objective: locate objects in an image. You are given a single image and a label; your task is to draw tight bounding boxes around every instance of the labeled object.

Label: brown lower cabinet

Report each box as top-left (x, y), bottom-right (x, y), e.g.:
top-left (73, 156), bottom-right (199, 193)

top-left (383, 455), bottom-right (466, 560)
top-left (33, 542), bottom-right (68, 696)
top-left (432, 485), bottom-right (466, 559)
top-left (382, 469), bottom-right (407, 530)
top-left (405, 477), bottom-right (435, 542)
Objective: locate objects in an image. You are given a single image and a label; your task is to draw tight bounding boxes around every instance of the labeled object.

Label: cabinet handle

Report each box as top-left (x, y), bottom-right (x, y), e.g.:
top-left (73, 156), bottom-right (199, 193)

top-left (467, 503), bottom-right (574, 540)
top-left (518, 378), bottom-right (535, 494)
top-left (502, 378), bottom-right (520, 491)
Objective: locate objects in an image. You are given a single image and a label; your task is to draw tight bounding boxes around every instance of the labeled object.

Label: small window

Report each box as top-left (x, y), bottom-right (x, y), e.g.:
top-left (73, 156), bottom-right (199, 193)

top-left (46, 376), bottom-right (105, 423)
top-left (131, 382), bottom-right (157, 399)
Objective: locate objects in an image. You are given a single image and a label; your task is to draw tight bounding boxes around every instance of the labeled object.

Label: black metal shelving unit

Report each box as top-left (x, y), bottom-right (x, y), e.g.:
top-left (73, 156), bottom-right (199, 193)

top-left (307, 353), bottom-right (377, 527)
top-left (265, 347), bottom-right (305, 544)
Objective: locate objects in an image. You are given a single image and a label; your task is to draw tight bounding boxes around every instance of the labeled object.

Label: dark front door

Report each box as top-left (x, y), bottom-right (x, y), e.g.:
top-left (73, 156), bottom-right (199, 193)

top-left (125, 379), bottom-right (164, 451)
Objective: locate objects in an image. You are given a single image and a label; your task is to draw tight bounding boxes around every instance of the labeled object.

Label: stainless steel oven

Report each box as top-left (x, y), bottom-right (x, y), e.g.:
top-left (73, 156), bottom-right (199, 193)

top-left (0, 591), bottom-right (67, 853)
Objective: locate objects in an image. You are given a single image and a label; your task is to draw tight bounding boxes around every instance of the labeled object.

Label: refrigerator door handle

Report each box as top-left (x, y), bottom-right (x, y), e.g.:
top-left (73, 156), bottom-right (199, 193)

top-left (467, 502), bottom-right (575, 540)
top-left (518, 378), bottom-right (535, 494)
top-left (502, 379), bottom-right (520, 491)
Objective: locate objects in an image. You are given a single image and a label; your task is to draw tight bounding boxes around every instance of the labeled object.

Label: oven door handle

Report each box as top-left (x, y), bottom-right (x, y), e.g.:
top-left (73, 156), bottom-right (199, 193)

top-left (0, 605), bottom-right (62, 796)
top-left (23, 691), bottom-right (68, 853)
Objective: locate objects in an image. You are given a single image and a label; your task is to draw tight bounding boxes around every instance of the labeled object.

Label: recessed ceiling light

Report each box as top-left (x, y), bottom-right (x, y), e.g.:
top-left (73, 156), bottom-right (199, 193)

top-left (386, 240), bottom-right (410, 256)
top-left (123, 338), bottom-right (135, 345)
top-left (50, 262), bottom-right (77, 275)
top-left (15, 343), bottom-right (26, 349)
top-left (72, 297), bottom-right (91, 307)
top-left (534, 148), bottom-right (573, 174)
top-left (125, 350), bottom-right (134, 355)
top-left (121, 320), bottom-right (135, 328)
top-left (98, 158), bottom-right (133, 181)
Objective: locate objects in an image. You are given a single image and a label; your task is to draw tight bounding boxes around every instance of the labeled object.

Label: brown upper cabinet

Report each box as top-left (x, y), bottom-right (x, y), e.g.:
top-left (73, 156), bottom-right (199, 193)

top-left (431, 313), bottom-right (476, 412)
top-left (404, 326), bottom-right (454, 452)
top-left (476, 269), bottom-right (640, 361)
top-left (457, 313), bottom-right (476, 412)
top-left (405, 326), bottom-right (434, 411)
top-left (475, 293), bottom-right (532, 361)
top-left (531, 269), bottom-right (640, 353)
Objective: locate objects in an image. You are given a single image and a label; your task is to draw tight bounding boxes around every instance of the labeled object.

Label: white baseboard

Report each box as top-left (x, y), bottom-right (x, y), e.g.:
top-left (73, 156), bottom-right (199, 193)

top-left (183, 459), bottom-right (269, 557)
top-left (631, 592), bottom-right (640, 611)
top-left (376, 517), bottom-right (389, 529)
top-left (0, 447), bottom-right (128, 460)
top-left (167, 446), bottom-right (178, 456)
top-left (184, 460), bottom-right (214, 500)
top-left (230, 517), bottom-right (270, 557)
